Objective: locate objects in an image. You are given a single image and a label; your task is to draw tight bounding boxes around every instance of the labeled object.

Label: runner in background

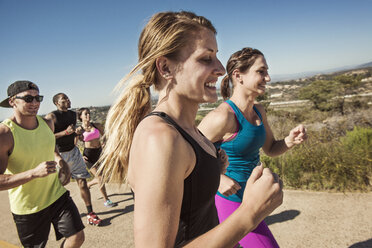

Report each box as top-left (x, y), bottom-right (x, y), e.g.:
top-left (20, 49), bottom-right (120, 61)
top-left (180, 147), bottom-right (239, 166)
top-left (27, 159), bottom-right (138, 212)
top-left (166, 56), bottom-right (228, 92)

top-left (0, 80), bottom-right (84, 247)
top-left (77, 107), bottom-right (117, 208)
top-left (46, 93), bottom-right (102, 226)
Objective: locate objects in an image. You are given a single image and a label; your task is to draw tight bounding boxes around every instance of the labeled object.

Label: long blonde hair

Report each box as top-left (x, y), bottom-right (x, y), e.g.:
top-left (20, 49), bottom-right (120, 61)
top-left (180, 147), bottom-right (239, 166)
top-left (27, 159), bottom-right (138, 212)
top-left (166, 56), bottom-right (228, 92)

top-left (98, 11), bottom-right (216, 184)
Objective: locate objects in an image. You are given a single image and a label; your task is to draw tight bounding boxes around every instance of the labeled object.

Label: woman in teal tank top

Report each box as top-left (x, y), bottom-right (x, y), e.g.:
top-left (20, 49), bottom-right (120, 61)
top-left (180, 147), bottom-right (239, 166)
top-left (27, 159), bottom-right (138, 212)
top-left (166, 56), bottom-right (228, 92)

top-left (199, 48), bottom-right (307, 247)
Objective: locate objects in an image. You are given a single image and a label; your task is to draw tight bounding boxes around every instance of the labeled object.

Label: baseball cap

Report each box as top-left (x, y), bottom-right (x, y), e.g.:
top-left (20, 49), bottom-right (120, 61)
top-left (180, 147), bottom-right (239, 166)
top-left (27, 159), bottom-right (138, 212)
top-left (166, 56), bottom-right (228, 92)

top-left (0, 80), bottom-right (39, 108)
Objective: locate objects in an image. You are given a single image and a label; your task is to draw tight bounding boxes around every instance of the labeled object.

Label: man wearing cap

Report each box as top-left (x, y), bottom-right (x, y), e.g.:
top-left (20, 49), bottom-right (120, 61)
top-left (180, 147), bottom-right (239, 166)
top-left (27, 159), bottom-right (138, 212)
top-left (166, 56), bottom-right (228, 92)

top-left (0, 81), bottom-right (85, 248)
top-left (45, 93), bottom-right (102, 226)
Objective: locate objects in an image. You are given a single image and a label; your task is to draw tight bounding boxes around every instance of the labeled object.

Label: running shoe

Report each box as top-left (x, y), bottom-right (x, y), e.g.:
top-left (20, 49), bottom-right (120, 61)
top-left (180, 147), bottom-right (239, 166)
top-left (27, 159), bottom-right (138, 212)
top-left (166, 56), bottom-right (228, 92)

top-left (87, 212), bottom-right (102, 226)
top-left (104, 199), bottom-right (118, 208)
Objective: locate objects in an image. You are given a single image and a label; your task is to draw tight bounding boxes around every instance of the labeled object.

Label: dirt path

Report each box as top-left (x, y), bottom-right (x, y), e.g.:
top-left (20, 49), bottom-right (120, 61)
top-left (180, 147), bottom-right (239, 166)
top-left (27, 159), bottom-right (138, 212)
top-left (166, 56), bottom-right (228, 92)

top-left (1, 184), bottom-right (371, 248)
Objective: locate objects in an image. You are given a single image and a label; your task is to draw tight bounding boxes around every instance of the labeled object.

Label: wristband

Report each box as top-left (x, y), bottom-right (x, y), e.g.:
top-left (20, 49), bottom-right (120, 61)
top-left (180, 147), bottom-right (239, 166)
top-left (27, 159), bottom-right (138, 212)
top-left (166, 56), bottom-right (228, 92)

top-left (65, 130), bottom-right (70, 135)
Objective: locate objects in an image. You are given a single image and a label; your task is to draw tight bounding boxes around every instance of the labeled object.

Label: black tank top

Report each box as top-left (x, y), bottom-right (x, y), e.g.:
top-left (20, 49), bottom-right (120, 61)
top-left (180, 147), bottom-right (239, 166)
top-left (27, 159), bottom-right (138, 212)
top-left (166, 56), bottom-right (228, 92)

top-left (52, 110), bottom-right (76, 152)
top-left (146, 112), bottom-right (221, 247)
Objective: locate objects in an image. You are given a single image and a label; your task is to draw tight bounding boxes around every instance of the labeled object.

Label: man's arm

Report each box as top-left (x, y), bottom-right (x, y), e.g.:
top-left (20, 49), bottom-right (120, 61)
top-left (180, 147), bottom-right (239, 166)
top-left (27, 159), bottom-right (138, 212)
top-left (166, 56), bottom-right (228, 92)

top-left (54, 147), bottom-right (71, 186)
top-left (45, 112), bottom-right (75, 139)
top-left (44, 118), bottom-right (71, 186)
top-left (0, 124), bottom-right (57, 191)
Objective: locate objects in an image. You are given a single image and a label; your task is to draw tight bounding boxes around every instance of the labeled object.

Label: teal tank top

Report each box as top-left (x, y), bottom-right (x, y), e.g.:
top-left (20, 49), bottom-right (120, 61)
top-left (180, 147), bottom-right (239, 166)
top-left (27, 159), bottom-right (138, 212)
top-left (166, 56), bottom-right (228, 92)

top-left (216, 100), bottom-right (266, 202)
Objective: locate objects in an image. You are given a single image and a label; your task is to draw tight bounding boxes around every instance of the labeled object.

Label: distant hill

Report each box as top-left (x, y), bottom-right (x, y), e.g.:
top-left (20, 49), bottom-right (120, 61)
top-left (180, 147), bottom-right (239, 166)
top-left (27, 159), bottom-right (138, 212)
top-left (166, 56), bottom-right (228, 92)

top-left (267, 65), bottom-right (372, 103)
top-left (357, 61), bottom-right (372, 69)
top-left (271, 60), bottom-right (372, 83)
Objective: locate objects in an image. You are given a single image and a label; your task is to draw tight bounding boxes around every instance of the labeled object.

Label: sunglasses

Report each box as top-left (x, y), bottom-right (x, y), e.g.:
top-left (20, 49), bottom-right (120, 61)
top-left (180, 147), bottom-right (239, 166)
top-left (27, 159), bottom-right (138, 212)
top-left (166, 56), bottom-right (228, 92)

top-left (14, 95), bottom-right (44, 103)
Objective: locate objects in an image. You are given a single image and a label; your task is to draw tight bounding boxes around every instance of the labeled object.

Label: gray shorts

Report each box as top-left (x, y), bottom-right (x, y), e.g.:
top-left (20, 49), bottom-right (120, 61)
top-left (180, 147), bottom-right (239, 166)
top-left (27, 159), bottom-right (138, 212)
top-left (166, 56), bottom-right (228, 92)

top-left (60, 146), bottom-right (91, 179)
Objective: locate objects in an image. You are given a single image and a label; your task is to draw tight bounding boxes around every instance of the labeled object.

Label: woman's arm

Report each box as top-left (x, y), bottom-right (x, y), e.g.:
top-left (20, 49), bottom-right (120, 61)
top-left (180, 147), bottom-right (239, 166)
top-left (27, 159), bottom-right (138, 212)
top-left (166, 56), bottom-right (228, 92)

top-left (258, 104), bottom-right (307, 157)
top-left (129, 119), bottom-right (195, 247)
top-left (93, 122), bottom-right (105, 148)
top-left (95, 122), bottom-right (105, 136)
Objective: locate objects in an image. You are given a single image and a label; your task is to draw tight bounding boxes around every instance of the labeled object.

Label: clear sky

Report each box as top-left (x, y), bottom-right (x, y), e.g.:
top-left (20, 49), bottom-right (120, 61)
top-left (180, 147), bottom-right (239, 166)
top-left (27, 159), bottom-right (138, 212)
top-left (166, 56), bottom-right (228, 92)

top-left (1, 0), bottom-right (371, 120)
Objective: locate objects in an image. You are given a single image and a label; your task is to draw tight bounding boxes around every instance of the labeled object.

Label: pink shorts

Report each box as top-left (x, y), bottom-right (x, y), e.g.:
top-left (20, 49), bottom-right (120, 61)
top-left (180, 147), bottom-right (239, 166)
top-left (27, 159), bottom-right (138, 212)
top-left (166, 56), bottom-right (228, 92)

top-left (215, 194), bottom-right (280, 248)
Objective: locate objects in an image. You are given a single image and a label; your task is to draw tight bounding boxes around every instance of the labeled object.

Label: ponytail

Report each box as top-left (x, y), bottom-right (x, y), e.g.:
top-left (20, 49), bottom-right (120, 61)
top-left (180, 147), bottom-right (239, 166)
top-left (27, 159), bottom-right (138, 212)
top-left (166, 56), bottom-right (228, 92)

top-left (98, 74), bottom-right (152, 184)
top-left (220, 75), bottom-right (231, 100)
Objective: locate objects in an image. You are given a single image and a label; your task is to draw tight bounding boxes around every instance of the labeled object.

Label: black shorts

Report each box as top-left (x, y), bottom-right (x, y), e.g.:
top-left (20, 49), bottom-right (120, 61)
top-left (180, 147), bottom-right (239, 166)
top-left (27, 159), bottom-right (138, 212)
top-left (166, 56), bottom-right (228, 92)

top-left (12, 191), bottom-right (84, 248)
top-left (83, 147), bottom-right (102, 169)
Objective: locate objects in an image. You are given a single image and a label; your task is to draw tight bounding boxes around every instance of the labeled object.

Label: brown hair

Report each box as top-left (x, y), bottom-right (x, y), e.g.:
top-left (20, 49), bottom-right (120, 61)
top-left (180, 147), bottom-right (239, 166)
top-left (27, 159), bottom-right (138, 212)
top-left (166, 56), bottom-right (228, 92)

top-left (77, 107), bottom-right (90, 122)
top-left (220, 48), bottom-right (264, 100)
top-left (98, 11), bottom-right (217, 184)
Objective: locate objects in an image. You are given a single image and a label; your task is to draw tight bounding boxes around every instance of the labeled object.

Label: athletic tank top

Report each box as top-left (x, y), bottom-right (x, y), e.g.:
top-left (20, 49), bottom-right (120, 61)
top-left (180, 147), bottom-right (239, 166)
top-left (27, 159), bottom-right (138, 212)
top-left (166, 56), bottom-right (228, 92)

top-left (83, 123), bottom-right (100, 142)
top-left (52, 110), bottom-right (76, 152)
top-left (216, 100), bottom-right (266, 202)
top-left (3, 116), bottom-right (66, 214)
top-left (145, 112), bottom-right (220, 247)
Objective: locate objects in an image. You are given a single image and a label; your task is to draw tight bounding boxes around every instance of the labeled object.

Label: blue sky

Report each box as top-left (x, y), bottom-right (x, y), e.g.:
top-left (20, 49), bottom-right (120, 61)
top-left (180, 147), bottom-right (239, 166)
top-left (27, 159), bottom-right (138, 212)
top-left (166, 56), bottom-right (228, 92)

top-left (1, 0), bottom-right (371, 120)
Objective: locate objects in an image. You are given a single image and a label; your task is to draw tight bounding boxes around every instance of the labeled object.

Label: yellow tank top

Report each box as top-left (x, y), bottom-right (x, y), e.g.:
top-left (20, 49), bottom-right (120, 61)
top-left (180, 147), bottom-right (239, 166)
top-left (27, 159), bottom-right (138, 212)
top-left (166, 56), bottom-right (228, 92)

top-left (3, 116), bottom-right (66, 215)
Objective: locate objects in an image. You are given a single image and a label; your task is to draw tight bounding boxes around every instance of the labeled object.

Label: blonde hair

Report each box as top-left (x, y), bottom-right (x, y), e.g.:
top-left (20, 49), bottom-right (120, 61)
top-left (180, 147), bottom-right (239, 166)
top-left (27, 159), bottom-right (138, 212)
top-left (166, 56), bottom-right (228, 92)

top-left (220, 47), bottom-right (264, 100)
top-left (98, 11), bottom-right (216, 184)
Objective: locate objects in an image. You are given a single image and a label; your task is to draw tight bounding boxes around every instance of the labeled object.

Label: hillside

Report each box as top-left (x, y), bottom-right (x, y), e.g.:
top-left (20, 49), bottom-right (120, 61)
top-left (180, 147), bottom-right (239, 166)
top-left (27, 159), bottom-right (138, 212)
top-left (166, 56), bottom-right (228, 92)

top-left (266, 66), bottom-right (372, 103)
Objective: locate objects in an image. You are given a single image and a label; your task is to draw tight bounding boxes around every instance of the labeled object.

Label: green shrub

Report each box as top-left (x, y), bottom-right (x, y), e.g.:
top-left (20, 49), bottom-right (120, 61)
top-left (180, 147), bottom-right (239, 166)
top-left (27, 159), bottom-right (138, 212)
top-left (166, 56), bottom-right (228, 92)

top-left (263, 126), bottom-right (372, 191)
top-left (340, 127), bottom-right (372, 181)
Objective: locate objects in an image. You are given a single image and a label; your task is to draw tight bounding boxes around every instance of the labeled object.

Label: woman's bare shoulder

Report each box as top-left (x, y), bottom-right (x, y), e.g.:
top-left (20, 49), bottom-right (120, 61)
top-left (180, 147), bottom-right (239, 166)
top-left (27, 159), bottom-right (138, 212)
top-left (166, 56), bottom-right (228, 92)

top-left (198, 103), bottom-right (237, 141)
top-left (132, 115), bottom-right (194, 162)
top-left (129, 115), bottom-right (195, 188)
top-left (136, 115), bottom-right (182, 141)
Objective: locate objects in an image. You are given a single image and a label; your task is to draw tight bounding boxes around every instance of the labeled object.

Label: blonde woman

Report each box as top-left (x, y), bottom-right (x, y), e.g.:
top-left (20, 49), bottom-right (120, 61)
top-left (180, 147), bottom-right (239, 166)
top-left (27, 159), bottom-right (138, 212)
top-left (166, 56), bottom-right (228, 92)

top-left (98, 11), bottom-right (283, 247)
